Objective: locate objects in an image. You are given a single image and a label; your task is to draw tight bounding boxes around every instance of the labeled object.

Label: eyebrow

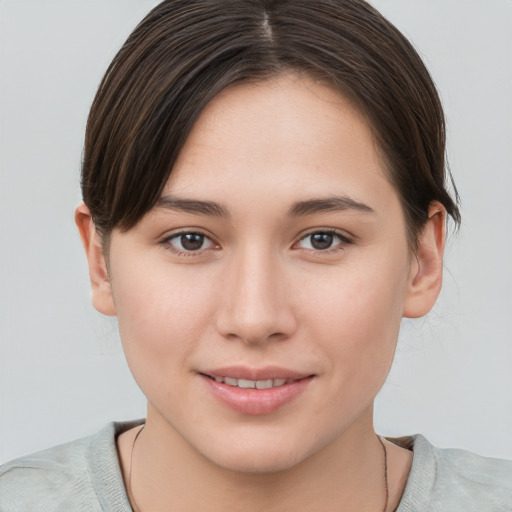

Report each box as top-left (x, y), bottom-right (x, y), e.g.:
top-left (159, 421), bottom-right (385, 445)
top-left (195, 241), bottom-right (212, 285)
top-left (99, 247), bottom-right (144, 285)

top-left (156, 195), bottom-right (230, 216)
top-left (288, 196), bottom-right (375, 217)
top-left (155, 194), bottom-right (374, 218)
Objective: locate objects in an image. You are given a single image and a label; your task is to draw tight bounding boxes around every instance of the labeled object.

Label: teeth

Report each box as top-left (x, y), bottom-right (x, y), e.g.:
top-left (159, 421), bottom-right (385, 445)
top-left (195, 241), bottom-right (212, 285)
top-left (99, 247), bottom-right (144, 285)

top-left (256, 379), bottom-right (273, 389)
top-left (238, 378), bottom-right (256, 389)
top-left (212, 376), bottom-right (291, 388)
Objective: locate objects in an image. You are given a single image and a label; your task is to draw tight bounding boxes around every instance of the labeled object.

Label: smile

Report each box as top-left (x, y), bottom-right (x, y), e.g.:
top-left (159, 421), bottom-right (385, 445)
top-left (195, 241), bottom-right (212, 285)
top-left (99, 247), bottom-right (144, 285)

top-left (199, 368), bottom-right (315, 415)
top-left (207, 376), bottom-right (292, 389)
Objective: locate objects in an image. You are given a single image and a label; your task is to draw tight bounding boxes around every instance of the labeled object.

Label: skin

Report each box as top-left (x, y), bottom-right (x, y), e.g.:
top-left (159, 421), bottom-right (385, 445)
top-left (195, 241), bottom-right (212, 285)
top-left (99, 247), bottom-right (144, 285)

top-left (77, 73), bottom-right (446, 512)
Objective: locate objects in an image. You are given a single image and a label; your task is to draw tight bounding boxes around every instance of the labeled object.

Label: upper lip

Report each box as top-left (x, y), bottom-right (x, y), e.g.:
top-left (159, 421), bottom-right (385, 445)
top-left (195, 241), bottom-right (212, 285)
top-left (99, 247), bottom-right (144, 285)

top-left (199, 366), bottom-right (314, 381)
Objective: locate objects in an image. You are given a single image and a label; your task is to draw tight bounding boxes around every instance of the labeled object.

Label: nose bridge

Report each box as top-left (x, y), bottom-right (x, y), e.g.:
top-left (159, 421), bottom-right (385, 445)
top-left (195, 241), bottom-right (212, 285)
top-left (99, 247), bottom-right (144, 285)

top-left (216, 241), bottom-right (295, 344)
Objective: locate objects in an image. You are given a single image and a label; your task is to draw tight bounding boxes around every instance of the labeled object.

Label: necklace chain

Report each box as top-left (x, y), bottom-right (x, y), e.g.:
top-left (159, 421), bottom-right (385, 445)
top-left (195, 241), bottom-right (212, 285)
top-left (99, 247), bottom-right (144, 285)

top-left (127, 426), bottom-right (389, 512)
top-left (378, 435), bottom-right (389, 512)
top-left (127, 425), bottom-right (144, 512)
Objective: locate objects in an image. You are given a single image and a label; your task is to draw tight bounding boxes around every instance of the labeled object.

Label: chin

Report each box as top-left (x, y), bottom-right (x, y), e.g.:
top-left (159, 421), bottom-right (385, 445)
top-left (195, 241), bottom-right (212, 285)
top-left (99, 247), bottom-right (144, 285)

top-left (194, 429), bottom-right (320, 475)
top-left (208, 446), bottom-right (308, 474)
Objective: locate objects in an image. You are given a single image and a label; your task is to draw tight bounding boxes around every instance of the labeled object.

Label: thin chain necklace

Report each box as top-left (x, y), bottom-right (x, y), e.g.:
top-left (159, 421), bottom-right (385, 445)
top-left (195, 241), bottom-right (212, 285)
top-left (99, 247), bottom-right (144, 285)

top-left (378, 435), bottom-right (390, 512)
top-left (127, 427), bottom-right (389, 512)
top-left (127, 425), bottom-right (144, 512)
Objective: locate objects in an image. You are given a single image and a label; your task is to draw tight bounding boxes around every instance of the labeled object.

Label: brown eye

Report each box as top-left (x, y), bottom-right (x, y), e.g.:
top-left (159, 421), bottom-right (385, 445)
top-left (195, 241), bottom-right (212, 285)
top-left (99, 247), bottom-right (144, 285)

top-left (180, 233), bottom-right (205, 251)
top-left (297, 231), bottom-right (351, 252)
top-left (166, 232), bottom-right (215, 253)
top-left (310, 233), bottom-right (334, 250)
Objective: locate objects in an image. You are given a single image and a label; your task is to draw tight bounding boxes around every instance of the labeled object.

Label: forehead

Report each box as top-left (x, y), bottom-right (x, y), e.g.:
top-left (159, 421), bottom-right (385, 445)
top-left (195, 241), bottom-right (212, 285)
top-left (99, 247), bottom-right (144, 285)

top-left (163, 74), bottom-right (399, 217)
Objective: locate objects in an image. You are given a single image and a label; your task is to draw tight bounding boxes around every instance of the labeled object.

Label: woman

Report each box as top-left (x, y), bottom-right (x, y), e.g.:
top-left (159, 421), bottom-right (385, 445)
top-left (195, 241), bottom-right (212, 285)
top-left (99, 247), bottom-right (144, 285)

top-left (1, 1), bottom-right (510, 510)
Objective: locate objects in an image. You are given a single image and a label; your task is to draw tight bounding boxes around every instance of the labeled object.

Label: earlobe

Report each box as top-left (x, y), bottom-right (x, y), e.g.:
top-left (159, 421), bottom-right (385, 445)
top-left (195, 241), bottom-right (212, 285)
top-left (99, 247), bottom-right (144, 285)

top-left (75, 203), bottom-right (117, 316)
top-left (402, 202), bottom-right (446, 318)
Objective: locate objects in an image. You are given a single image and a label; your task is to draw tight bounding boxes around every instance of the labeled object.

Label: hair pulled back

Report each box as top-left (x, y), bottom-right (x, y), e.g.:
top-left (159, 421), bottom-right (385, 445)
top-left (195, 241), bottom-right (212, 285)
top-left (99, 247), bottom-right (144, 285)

top-left (81, 0), bottom-right (460, 243)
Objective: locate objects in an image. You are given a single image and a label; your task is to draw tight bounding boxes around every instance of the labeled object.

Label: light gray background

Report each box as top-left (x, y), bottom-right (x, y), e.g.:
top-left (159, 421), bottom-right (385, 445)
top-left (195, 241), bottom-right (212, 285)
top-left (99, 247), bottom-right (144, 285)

top-left (0, 1), bottom-right (511, 464)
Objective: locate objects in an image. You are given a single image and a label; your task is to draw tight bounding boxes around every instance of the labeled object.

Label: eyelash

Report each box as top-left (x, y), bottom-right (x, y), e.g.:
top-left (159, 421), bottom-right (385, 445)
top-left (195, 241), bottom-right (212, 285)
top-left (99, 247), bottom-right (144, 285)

top-left (295, 229), bottom-right (353, 254)
top-left (160, 231), bottom-right (218, 257)
top-left (160, 229), bottom-right (353, 257)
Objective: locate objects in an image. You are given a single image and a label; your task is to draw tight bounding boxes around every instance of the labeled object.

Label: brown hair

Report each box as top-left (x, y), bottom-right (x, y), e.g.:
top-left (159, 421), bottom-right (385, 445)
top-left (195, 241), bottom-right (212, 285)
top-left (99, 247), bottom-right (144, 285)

top-left (81, 0), bottom-right (460, 243)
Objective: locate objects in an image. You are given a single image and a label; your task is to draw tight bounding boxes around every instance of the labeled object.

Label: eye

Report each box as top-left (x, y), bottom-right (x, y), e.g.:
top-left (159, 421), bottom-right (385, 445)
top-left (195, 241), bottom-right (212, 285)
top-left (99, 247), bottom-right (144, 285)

top-left (296, 230), bottom-right (351, 252)
top-left (163, 232), bottom-right (216, 253)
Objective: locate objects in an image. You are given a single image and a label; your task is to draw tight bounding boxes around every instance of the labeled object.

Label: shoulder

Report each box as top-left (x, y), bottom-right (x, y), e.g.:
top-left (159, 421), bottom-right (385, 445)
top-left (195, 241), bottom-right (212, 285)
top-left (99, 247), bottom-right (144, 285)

top-left (0, 421), bottom-right (141, 512)
top-left (0, 433), bottom-right (96, 511)
top-left (395, 435), bottom-right (512, 512)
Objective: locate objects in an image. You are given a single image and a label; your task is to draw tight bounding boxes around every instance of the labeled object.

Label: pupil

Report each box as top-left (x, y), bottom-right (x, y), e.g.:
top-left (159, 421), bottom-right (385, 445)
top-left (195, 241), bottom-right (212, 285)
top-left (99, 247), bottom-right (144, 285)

top-left (311, 233), bottom-right (333, 250)
top-left (181, 233), bottom-right (204, 251)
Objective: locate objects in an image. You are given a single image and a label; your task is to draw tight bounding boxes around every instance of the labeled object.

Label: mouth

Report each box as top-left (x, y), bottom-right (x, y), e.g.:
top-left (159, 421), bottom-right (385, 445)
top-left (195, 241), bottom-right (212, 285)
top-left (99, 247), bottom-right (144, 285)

top-left (201, 374), bottom-right (300, 389)
top-left (198, 367), bottom-right (315, 415)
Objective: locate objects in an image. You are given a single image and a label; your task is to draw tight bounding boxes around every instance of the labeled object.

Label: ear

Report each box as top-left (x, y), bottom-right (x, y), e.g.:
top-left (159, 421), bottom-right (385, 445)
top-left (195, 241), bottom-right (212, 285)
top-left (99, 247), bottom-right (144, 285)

top-left (402, 201), bottom-right (446, 318)
top-left (75, 203), bottom-right (117, 316)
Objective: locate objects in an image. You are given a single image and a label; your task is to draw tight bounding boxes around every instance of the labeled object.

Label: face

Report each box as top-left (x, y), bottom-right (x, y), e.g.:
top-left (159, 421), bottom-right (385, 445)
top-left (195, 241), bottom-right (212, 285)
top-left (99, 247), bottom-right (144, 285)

top-left (86, 74), bottom-right (440, 473)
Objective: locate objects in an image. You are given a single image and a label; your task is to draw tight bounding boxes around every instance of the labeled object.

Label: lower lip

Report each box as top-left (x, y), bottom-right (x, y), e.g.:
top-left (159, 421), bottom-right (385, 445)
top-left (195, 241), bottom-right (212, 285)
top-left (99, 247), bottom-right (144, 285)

top-left (201, 375), bottom-right (313, 415)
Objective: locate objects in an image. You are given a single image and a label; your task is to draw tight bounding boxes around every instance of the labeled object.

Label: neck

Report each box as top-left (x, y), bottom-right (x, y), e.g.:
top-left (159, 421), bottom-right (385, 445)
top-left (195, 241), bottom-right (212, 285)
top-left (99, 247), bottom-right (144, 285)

top-left (121, 406), bottom-right (392, 512)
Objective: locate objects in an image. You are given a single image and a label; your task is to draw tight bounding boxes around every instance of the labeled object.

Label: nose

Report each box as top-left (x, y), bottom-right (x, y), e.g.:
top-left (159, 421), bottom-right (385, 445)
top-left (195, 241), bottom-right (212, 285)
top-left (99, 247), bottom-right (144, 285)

top-left (215, 246), bottom-right (297, 345)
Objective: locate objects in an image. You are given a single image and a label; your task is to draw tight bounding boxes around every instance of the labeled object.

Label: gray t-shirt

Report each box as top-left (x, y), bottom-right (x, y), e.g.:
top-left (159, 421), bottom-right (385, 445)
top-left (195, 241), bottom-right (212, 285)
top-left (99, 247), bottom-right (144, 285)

top-left (0, 421), bottom-right (511, 511)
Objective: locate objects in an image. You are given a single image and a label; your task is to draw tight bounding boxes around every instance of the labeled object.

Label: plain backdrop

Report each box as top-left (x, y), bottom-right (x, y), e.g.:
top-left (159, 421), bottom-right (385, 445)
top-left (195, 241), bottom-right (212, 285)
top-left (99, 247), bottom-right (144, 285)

top-left (0, 0), bottom-right (511, 464)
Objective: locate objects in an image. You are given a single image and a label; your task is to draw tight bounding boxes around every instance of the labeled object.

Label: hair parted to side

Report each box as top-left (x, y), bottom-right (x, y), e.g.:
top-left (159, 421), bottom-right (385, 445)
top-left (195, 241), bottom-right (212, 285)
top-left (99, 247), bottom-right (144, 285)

top-left (81, 0), bottom-right (460, 244)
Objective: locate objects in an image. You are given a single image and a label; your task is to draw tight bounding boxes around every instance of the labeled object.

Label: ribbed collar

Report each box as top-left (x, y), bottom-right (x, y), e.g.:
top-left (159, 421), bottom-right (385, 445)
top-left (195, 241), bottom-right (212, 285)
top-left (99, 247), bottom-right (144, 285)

top-left (87, 421), bottom-right (431, 512)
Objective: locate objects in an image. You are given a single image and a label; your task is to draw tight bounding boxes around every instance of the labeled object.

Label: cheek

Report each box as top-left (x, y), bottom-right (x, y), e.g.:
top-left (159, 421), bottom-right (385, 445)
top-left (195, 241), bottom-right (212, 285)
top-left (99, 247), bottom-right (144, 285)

top-left (295, 252), bottom-right (410, 379)
top-left (110, 259), bottom-right (219, 384)
top-left (301, 252), bottom-right (408, 331)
